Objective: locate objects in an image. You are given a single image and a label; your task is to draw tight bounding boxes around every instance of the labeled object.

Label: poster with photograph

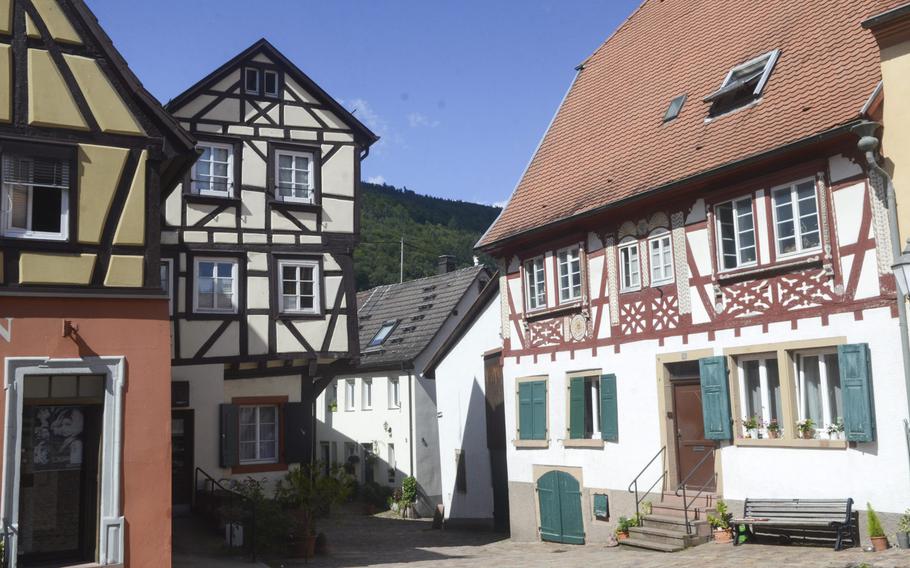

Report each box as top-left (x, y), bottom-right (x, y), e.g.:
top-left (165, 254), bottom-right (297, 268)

top-left (29, 406), bottom-right (84, 472)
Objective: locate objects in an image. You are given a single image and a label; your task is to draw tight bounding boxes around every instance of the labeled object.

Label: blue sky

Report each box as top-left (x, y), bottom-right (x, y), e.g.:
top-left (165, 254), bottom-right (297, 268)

top-left (88, 0), bottom-right (640, 206)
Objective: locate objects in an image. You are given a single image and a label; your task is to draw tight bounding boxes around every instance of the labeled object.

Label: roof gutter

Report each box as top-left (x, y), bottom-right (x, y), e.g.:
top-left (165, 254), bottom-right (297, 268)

top-left (477, 120), bottom-right (863, 254)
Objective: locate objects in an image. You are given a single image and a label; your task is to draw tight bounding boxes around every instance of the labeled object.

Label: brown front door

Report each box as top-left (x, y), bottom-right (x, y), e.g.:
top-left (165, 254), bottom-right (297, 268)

top-left (672, 381), bottom-right (715, 490)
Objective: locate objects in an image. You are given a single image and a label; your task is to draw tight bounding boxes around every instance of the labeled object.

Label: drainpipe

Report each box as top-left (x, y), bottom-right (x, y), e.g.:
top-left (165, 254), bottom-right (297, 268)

top-left (852, 120), bottom-right (910, 474)
top-left (408, 370), bottom-right (415, 478)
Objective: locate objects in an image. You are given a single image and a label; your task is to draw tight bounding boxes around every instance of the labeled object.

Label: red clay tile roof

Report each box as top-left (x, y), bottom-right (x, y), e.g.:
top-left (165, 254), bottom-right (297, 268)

top-left (478, 0), bottom-right (903, 249)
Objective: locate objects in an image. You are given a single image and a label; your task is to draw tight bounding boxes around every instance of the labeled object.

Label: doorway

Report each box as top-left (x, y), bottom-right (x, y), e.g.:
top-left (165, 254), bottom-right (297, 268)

top-left (483, 351), bottom-right (510, 533)
top-left (537, 470), bottom-right (584, 545)
top-left (669, 361), bottom-right (715, 491)
top-left (172, 409), bottom-right (194, 512)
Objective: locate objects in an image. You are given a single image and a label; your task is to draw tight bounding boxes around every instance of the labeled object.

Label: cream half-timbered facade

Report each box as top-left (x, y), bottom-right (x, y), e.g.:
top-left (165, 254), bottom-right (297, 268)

top-left (163, 39), bottom-right (376, 492)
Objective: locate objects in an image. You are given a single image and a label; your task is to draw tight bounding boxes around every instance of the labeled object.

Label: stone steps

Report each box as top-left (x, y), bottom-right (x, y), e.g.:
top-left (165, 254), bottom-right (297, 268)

top-left (619, 492), bottom-right (719, 552)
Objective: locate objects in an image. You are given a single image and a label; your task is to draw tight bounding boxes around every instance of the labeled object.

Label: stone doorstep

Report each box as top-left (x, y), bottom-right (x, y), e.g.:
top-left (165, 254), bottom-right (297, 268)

top-left (642, 514), bottom-right (712, 537)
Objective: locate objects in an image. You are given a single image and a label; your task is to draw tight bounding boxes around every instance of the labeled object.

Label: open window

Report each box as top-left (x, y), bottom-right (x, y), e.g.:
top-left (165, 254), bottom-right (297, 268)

top-left (523, 256), bottom-right (546, 311)
top-left (556, 245), bottom-right (582, 303)
top-left (715, 196), bottom-right (756, 271)
top-left (618, 238), bottom-right (641, 293)
top-left (704, 49), bottom-right (780, 116)
top-left (1, 151), bottom-right (71, 241)
top-left (648, 229), bottom-right (674, 286)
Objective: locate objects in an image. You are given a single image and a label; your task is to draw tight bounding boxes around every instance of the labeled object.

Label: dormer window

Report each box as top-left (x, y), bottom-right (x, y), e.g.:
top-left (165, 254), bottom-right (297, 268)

top-left (368, 320), bottom-right (398, 348)
top-left (704, 49), bottom-right (780, 116)
top-left (244, 68), bottom-right (259, 95)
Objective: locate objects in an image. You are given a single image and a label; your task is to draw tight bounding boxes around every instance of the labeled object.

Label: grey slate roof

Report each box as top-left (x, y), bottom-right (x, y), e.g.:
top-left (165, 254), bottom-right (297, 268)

top-left (356, 266), bottom-right (488, 370)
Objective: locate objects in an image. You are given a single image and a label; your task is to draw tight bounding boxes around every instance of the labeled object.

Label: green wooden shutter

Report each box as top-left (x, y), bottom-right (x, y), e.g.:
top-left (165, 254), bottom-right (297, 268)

top-left (537, 471), bottom-right (561, 542)
top-left (838, 343), bottom-right (875, 442)
top-left (518, 382), bottom-right (533, 440)
top-left (600, 374), bottom-right (618, 442)
top-left (219, 403), bottom-right (239, 468)
top-left (531, 381), bottom-right (547, 440)
top-left (569, 377), bottom-right (585, 439)
top-left (698, 356), bottom-right (732, 440)
top-left (557, 471), bottom-right (585, 544)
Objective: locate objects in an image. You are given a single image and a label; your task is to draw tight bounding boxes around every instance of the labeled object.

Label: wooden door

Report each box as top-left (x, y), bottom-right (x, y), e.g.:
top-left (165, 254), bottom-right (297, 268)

top-left (171, 410), bottom-right (194, 508)
top-left (672, 382), bottom-right (715, 490)
top-left (537, 471), bottom-right (584, 544)
top-left (484, 352), bottom-right (510, 532)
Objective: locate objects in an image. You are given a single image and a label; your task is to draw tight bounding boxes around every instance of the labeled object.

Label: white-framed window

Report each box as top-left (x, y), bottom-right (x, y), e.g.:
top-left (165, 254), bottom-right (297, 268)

top-left (238, 405), bottom-right (278, 464)
top-left (736, 354), bottom-right (782, 437)
top-left (795, 348), bottom-right (843, 434)
top-left (618, 239), bottom-right (640, 292)
top-left (263, 70), bottom-right (279, 97)
top-left (557, 246), bottom-right (582, 303)
top-left (193, 142), bottom-right (234, 197)
top-left (278, 259), bottom-right (319, 315)
top-left (345, 379), bottom-right (355, 411)
top-left (362, 379), bottom-right (373, 410)
top-left (274, 149), bottom-right (315, 203)
top-left (1, 153), bottom-right (70, 241)
top-left (244, 67), bottom-right (260, 95)
top-left (772, 178), bottom-right (821, 257)
top-left (648, 230), bottom-right (674, 286)
top-left (160, 259), bottom-right (173, 314)
top-left (388, 377), bottom-right (400, 409)
top-left (193, 258), bottom-right (238, 313)
top-left (569, 374), bottom-right (601, 440)
top-left (715, 196), bottom-right (756, 270)
top-left (326, 381), bottom-right (338, 413)
top-left (704, 49), bottom-right (780, 114)
top-left (523, 256), bottom-right (546, 311)
top-left (368, 320), bottom-right (397, 348)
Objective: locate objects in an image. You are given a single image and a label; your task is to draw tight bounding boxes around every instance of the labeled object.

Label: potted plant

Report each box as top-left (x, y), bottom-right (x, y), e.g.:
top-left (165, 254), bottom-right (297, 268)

top-left (615, 516), bottom-right (633, 540)
top-left (708, 499), bottom-right (734, 543)
top-left (867, 503), bottom-right (889, 551)
top-left (767, 419), bottom-right (781, 439)
top-left (329, 400), bottom-right (338, 412)
top-left (742, 416), bottom-right (759, 438)
top-left (896, 508), bottom-right (910, 549)
top-left (400, 476), bottom-right (419, 518)
top-left (797, 418), bottom-right (815, 439)
top-left (276, 462), bottom-right (354, 559)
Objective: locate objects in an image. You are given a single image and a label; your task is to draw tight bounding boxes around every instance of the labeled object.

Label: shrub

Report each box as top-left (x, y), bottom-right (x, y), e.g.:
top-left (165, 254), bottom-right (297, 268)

top-left (225, 477), bottom-right (290, 556)
top-left (898, 508), bottom-right (910, 533)
top-left (708, 499), bottom-right (732, 530)
top-left (361, 481), bottom-right (393, 509)
top-left (401, 476), bottom-right (418, 505)
top-left (867, 503), bottom-right (885, 538)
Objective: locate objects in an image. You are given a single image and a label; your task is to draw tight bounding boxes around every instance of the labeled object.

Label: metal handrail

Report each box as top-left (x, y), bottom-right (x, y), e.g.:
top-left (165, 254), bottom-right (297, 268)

top-left (674, 446), bottom-right (717, 535)
top-left (627, 446), bottom-right (667, 519)
top-left (194, 467), bottom-right (257, 562)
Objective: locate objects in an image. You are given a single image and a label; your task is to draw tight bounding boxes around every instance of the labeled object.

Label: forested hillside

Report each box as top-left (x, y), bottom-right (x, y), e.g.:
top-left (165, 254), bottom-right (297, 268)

top-left (354, 182), bottom-right (501, 290)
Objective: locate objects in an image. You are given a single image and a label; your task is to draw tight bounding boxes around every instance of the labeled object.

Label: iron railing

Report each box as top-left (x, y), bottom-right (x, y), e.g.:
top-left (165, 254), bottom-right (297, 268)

top-left (627, 445), bottom-right (667, 519)
top-left (674, 446), bottom-right (717, 535)
top-left (194, 467), bottom-right (257, 562)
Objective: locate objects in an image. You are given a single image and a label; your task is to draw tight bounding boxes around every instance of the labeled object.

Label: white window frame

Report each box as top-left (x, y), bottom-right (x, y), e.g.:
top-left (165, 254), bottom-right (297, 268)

top-left (263, 69), bottom-right (280, 97)
top-left (368, 320), bottom-right (397, 349)
top-left (795, 347), bottom-right (842, 434)
top-left (192, 142), bottom-right (234, 197)
top-left (274, 149), bottom-right (315, 204)
top-left (715, 195), bottom-right (757, 271)
top-left (717, 49), bottom-right (780, 101)
top-left (244, 67), bottom-right (260, 95)
top-left (736, 354), bottom-right (781, 437)
top-left (160, 259), bottom-right (173, 314)
top-left (238, 405), bottom-right (279, 465)
top-left (1, 155), bottom-right (70, 241)
top-left (770, 177), bottom-right (822, 258)
top-left (345, 379), bottom-right (355, 411)
top-left (193, 257), bottom-right (239, 314)
top-left (277, 259), bottom-right (320, 315)
top-left (618, 239), bottom-right (641, 293)
top-left (388, 377), bottom-right (400, 409)
top-left (523, 256), bottom-right (546, 312)
top-left (648, 230), bottom-right (674, 286)
top-left (362, 378), bottom-right (373, 410)
top-left (556, 245), bottom-right (583, 303)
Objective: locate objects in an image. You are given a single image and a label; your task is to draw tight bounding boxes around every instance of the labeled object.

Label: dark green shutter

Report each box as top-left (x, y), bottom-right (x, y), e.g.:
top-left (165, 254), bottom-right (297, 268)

top-left (518, 382), bottom-right (533, 440)
top-left (600, 374), bottom-right (618, 442)
top-left (698, 356), bottom-right (732, 440)
top-left (558, 472), bottom-right (585, 544)
top-left (219, 403), bottom-right (239, 468)
top-left (284, 402), bottom-right (310, 464)
top-left (838, 343), bottom-right (875, 442)
top-left (531, 381), bottom-right (547, 440)
top-left (537, 471), bottom-right (561, 542)
top-left (569, 377), bottom-right (585, 439)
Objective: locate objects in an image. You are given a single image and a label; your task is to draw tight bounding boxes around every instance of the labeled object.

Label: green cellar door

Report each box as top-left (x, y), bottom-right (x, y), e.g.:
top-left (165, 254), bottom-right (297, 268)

top-left (537, 470), bottom-right (585, 544)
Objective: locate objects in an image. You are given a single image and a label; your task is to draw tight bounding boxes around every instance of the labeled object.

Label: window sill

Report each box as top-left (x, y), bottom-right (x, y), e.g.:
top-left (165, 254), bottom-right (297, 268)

top-left (716, 255), bottom-right (823, 284)
top-left (184, 193), bottom-right (241, 206)
top-left (513, 439), bottom-right (549, 449)
top-left (524, 302), bottom-right (584, 322)
top-left (563, 438), bottom-right (604, 449)
top-left (232, 462), bottom-right (288, 474)
top-left (268, 197), bottom-right (321, 213)
top-left (734, 437), bottom-right (847, 449)
top-left (276, 311), bottom-right (325, 321)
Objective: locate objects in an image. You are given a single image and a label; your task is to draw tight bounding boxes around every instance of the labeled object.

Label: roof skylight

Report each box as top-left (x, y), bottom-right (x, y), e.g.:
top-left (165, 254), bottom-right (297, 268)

top-left (704, 49), bottom-right (780, 117)
top-left (663, 94), bottom-right (687, 122)
top-left (367, 320), bottom-right (398, 348)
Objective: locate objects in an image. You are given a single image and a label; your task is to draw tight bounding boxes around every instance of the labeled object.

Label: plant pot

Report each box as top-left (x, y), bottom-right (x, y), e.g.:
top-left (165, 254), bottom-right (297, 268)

top-left (616, 532), bottom-right (629, 541)
top-left (799, 430), bottom-right (813, 440)
top-left (713, 528), bottom-right (733, 544)
top-left (897, 531), bottom-right (910, 549)
top-left (871, 535), bottom-right (889, 551)
top-left (768, 430), bottom-right (780, 439)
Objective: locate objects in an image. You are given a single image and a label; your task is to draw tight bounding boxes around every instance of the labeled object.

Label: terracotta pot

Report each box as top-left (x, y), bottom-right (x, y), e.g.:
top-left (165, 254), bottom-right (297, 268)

top-left (768, 430), bottom-right (780, 439)
top-left (616, 532), bottom-right (629, 541)
top-left (871, 535), bottom-right (889, 551)
top-left (713, 528), bottom-right (733, 544)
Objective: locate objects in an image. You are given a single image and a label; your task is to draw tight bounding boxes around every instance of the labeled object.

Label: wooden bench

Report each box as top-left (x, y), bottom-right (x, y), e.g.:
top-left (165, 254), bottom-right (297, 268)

top-left (732, 498), bottom-right (858, 551)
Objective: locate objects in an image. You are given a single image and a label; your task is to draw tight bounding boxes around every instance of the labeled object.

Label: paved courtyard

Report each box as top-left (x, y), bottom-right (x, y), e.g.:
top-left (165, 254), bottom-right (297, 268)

top-left (175, 507), bottom-right (910, 568)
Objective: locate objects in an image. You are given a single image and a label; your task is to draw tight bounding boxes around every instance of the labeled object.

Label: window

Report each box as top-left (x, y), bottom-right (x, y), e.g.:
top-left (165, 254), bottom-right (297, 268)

top-left (263, 70), bottom-right (279, 97)
top-left (736, 355), bottom-right (782, 437)
top-left (704, 49), bottom-right (780, 116)
top-left (345, 379), bottom-right (355, 411)
top-left (362, 379), bottom-right (373, 410)
top-left (368, 320), bottom-right (398, 348)
top-left (618, 240), bottom-right (640, 292)
top-left (772, 179), bottom-right (820, 256)
top-left (517, 379), bottom-right (547, 441)
top-left (278, 260), bottom-right (319, 314)
top-left (524, 256), bottom-right (546, 311)
top-left (193, 142), bottom-right (234, 197)
top-left (388, 377), bottom-right (400, 409)
top-left (663, 94), bottom-right (686, 122)
top-left (1, 153), bottom-right (70, 240)
top-left (568, 375), bottom-right (600, 439)
top-left (455, 450), bottom-right (466, 493)
top-left (244, 68), bottom-right (260, 94)
top-left (238, 405), bottom-right (278, 464)
top-left (795, 349), bottom-right (842, 434)
top-left (715, 197), bottom-right (756, 270)
top-left (274, 149), bottom-right (315, 203)
top-left (387, 443), bottom-right (396, 483)
top-left (194, 258), bottom-right (238, 313)
top-left (649, 231), bottom-right (674, 285)
top-left (160, 259), bottom-right (173, 314)
top-left (326, 381), bottom-right (338, 413)
top-left (557, 246), bottom-right (582, 303)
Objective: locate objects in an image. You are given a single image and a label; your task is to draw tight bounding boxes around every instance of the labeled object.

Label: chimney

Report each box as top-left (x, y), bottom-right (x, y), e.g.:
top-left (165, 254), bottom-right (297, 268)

top-left (437, 255), bottom-right (456, 274)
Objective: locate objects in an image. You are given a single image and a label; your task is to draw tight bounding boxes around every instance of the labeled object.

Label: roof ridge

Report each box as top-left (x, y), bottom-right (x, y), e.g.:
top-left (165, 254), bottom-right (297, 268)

top-left (576, 0), bottom-right (651, 70)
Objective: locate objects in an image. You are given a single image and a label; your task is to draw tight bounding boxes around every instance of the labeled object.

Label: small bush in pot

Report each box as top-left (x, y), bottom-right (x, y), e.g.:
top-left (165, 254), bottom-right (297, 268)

top-left (614, 516), bottom-right (633, 540)
top-left (742, 416), bottom-right (759, 438)
top-left (708, 499), bottom-right (734, 544)
top-left (275, 462), bottom-right (354, 558)
top-left (896, 508), bottom-right (910, 549)
top-left (767, 419), bottom-right (781, 439)
top-left (866, 503), bottom-right (888, 551)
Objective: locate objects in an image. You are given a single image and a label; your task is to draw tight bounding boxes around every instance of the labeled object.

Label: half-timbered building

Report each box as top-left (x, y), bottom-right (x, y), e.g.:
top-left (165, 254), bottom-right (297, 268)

top-left (0, 0), bottom-right (197, 565)
top-left (476, 0), bottom-right (910, 550)
top-left (163, 39), bottom-right (377, 500)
